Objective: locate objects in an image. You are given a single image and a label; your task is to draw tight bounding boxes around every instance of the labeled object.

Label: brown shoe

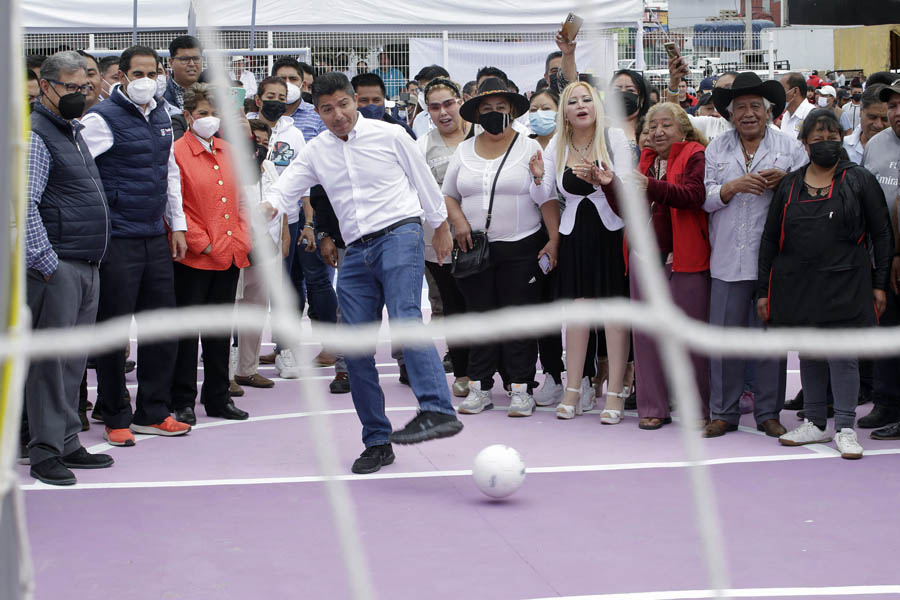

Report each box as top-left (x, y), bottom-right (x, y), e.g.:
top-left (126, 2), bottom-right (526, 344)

top-left (314, 351), bottom-right (336, 367)
top-left (703, 419), bottom-right (738, 438)
top-left (234, 373), bottom-right (275, 388)
top-left (259, 352), bottom-right (276, 364)
top-left (756, 418), bottom-right (787, 438)
top-left (229, 380), bottom-right (245, 397)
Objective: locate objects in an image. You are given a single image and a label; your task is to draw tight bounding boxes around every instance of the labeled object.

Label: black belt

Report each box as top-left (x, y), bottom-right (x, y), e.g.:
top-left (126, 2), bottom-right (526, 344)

top-left (350, 217), bottom-right (421, 246)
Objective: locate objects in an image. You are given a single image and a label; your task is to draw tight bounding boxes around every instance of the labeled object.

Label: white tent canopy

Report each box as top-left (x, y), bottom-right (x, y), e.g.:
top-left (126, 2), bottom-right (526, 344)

top-left (23, 0), bottom-right (642, 32)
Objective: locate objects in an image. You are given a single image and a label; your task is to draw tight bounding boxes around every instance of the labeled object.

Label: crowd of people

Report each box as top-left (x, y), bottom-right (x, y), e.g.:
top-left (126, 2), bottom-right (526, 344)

top-left (20, 30), bottom-right (900, 485)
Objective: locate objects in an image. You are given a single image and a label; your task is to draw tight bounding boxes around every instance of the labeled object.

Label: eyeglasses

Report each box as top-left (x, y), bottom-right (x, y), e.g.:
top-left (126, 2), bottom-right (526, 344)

top-left (427, 98), bottom-right (459, 112)
top-left (46, 79), bottom-right (94, 94)
top-left (172, 56), bottom-right (203, 65)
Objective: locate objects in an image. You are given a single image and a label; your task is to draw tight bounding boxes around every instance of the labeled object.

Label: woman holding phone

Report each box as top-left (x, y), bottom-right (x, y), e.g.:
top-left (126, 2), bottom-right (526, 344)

top-left (442, 78), bottom-right (560, 418)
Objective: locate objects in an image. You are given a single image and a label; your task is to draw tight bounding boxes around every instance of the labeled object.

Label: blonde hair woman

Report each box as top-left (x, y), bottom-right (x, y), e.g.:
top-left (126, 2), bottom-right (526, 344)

top-left (544, 81), bottom-right (634, 423)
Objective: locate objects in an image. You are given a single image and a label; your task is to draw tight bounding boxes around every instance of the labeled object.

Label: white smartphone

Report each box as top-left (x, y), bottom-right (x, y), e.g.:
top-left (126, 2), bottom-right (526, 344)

top-left (539, 254), bottom-right (551, 275)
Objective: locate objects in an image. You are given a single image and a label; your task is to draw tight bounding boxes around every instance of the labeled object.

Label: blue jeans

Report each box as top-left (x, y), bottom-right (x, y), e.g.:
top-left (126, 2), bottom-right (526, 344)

top-left (337, 222), bottom-right (454, 447)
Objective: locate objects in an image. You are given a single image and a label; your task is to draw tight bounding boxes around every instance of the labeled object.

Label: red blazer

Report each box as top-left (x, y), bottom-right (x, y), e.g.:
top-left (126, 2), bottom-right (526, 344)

top-left (174, 132), bottom-right (251, 271)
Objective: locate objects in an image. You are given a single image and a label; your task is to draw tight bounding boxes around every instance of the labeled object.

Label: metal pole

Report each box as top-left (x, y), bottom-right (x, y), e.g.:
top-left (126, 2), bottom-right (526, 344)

top-left (267, 31), bottom-right (274, 75)
top-left (635, 20), bottom-right (646, 71)
top-left (767, 29), bottom-right (776, 80)
top-left (187, 1), bottom-right (197, 38)
top-left (442, 30), bottom-right (449, 71)
top-left (249, 0), bottom-right (257, 51)
top-left (744, 0), bottom-right (754, 52)
top-left (132, 0), bottom-right (138, 45)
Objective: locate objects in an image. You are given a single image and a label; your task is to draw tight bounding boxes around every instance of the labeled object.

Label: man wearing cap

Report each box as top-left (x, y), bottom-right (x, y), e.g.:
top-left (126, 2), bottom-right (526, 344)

top-left (858, 79), bottom-right (900, 438)
top-left (816, 85), bottom-right (841, 119)
top-left (702, 72), bottom-right (809, 439)
top-left (695, 93), bottom-right (719, 118)
top-left (778, 72), bottom-right (814, 140)
top-left (841, 79), bottom-right (865, 136)
top-left (231, 56), bottom-right (257, 97)
top-left (260, 72), bottom-right (463, 474)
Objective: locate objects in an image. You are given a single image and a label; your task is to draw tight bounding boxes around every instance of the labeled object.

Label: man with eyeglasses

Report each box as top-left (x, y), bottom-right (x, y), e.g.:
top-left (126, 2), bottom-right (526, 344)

top-left (163, 35), bottom-right (203, 111)
top-left (24, 50), bottom-right (114, 485)
top-left (80, 45), bottom-right (192, 448)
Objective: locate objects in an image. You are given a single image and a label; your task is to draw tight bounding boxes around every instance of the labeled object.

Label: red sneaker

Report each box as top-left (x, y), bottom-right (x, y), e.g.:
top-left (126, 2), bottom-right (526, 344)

top-left (104, 427), bottom-right (136, 447)
top-left (130, 417), bottom-right (191, 437)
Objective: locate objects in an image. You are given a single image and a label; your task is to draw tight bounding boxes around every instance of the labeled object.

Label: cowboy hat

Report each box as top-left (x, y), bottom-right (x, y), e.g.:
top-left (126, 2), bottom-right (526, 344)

top-left (713, 72), bottom-right (786, 121)
top-left (459, 77), bottom-right (530, 123)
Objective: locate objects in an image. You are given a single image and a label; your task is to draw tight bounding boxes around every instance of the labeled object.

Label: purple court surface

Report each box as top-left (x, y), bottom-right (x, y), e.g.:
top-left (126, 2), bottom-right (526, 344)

top-left (16, 321), bottom-right (900, 600)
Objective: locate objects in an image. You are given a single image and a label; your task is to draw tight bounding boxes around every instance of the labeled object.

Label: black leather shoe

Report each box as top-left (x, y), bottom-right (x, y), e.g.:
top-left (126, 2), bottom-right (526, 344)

top-left (351, 444), bottom-right (395, 474)
top-left (389, 411), bottom-right (463, 445)
top-left (30, 457), bottom-right (76, 486)
top-left (624, 388), bottom-right (637, 411)
top-left (784, 389), bottom-right (804, 411)
top-left (206, 401), bottom-right (249, 421)
top-left (78, 408), bottom-right (90, 432)
top-left (329, 372), bottom-right (350, 394)
top-left (124, 360), bottom-right (136, 374)
top-left (871, 421), bottom-right (900, 440)
top-left (398, 364), bottom-right (410, 386)
top-left (62, 447), bottom-right (114, 469)
top-left (858, 406), bottom-right (900, 429)
top-left (441, 352), bottom-right (453, 373)
top-left (173, 406), bottom-right (197, 426)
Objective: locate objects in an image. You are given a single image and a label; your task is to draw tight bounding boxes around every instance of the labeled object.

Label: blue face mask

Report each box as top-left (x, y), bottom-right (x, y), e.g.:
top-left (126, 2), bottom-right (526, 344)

top-left (359, 103), bottom-right (385, 120)
top-left (529, 109), bottom-right (556, 136)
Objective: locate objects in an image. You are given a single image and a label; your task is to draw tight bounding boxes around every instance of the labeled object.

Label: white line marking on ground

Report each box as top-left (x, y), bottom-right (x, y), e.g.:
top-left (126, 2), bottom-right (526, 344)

top-left (86, 370), bottom-right (400, 390)
top-left (20, 448), bottom-right (900, 492)
top-left (525, 584), bottom-right (900, 599)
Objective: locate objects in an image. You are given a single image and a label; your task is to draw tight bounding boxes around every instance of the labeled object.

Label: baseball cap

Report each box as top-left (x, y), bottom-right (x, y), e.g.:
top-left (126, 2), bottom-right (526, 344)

top-left (817, 85), bottom-right (836, 98)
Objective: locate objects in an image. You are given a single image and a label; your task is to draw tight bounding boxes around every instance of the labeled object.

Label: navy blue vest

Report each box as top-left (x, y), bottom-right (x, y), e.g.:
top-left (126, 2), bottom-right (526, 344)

top-left (31, 105), bottom-right (109, 263)
top-left (88, 87), bottom-right (173, 238)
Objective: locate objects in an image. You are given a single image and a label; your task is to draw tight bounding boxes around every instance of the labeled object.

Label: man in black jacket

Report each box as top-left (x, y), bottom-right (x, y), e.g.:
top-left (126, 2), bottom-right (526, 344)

top-left (25, 51), bottom-right (115, 485)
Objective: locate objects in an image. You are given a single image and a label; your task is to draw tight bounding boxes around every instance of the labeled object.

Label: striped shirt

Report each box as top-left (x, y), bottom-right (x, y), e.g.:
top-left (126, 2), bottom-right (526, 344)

top-left (290, 100), bottom-right (326, 142)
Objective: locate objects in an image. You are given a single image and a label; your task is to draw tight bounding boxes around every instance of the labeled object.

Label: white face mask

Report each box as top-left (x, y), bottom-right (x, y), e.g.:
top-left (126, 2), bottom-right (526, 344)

top-left (817, 96), bottom-right (830, 108)
top-left (191, 116), bottom-right (221, 139)
top-left (125, 75), bottom-right (157, 105)
top-left (286, 82), bottom-right (301, 105)
top-left (156, 74), bottom-right (167, 98)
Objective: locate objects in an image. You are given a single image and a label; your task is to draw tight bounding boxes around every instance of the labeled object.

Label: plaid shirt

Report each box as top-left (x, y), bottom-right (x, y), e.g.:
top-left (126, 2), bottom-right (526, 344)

top-left (26, 104), bottom-right (85, 276)
top-left (170, 78), bottom-right (186, 110)
top-left (290, 101), bottom-right (326, 142)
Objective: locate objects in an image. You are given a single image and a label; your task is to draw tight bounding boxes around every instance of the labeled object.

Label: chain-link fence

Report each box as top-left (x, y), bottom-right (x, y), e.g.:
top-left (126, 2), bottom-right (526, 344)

top-left (25, 27), bottom-right (773, 96)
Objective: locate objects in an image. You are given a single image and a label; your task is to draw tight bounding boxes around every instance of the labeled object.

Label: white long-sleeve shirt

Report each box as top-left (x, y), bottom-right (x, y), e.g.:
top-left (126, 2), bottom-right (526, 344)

top-left (80, 85), bottom-right (187, 231)
top-left (266, 113), bottom-right (448, 245)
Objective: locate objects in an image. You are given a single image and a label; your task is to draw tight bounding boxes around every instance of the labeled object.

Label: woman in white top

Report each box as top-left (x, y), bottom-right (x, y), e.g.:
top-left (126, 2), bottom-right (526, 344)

top-left (544, 80), bottom-right (633, 423)
top-left (442, 78), bottom-right (560, 418)
top-left (417, 78), bottom-right (472, 399)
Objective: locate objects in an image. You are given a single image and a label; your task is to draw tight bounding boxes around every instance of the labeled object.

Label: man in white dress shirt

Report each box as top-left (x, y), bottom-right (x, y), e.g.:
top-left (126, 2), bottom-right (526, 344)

top-left (262, 72), bottom-right (462, 474)
top-left (778, 72), bottom-right (814, 140)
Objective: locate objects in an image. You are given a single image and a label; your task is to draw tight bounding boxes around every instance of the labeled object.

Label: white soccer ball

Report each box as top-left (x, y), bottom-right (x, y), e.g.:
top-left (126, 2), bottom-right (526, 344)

top-left (472, 445), bottom-right (526, 499)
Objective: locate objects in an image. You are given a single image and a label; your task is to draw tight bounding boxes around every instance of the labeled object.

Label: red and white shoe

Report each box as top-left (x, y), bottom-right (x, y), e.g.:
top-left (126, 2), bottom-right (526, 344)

top-left (104, 427), bottom-right (135, 447)
top-left (130, 417), bottom-right (191, 437)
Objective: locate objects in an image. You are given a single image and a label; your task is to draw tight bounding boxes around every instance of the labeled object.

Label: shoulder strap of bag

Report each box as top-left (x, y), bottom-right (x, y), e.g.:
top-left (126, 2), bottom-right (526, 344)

top-left (485, 131), bottom-right (520, 231)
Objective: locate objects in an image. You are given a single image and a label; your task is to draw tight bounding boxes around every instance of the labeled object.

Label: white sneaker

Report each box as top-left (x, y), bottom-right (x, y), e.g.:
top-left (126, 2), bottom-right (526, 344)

top-left (508, 383), bottom-right (535, 417)
top-left (534, 376), bottom-right (564, 406)
top-left (275, 349), bottom-right (301, 379)
top-left (458, 381), bottom-right (493, 414)
top-left (580, 377), bottom-right (596, 413)
top-left (779, 420), bottom-right (833, 446)
top-left (834, 428), bottom-right (863, 459)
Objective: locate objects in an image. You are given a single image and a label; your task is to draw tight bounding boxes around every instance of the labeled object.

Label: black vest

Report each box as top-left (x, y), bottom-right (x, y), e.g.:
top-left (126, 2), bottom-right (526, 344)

top-left (31, 105), bottom-right (109, 263)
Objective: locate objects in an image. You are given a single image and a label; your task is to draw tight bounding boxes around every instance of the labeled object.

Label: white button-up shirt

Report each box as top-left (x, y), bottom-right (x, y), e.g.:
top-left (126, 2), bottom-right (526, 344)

top-left (266, 113), bottom-right (447, 245)
top-left (778, 100), bottom-right (814, 140)
top-left (704, 127), bottom-right (809, 282)
top-left (843, 125), bottom-right (864, 164)
top-left (80, 85), bottom-right (187, 231)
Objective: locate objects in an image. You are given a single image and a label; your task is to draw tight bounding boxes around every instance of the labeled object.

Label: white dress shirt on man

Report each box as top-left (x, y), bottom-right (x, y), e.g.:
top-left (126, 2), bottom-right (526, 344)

top-left (778, 99), bottom-right (814, 139)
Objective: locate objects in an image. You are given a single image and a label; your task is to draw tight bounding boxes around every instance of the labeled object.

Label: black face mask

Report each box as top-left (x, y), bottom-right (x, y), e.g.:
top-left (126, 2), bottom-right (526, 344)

top-left (259, 100), bottom-right (286, 122)
top-left (621, 91), bottom-right (640, 117)
top-left (301, 92), bottom-right (313, 105)
top-left (851, 93), bottom-right (862, 102)
top-left (478, 111), bottom-right (510, 135)
top-left (808, 140), bottom-right (843, 168)
top-left (50, 86), bottom-right (86, 120)
top-left (548, 73), bottom-right (559, 90)
top-left (255, 143), bottom-right (268, 168)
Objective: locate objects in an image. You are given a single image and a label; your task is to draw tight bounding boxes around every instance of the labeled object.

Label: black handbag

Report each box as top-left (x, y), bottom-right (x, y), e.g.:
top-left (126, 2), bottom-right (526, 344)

top-left (451, 132), bottom-right (520, 279)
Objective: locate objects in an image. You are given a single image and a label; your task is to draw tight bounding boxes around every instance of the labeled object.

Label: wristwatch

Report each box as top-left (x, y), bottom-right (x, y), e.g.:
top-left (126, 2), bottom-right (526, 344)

top-left (303, 222), bottom-right (315, 230)
top-left (317, 231), bottom-right (331, 241)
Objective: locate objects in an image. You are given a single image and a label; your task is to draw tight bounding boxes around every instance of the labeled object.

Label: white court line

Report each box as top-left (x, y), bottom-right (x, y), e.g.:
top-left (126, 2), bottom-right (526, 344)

top-left (526, 584), bottom-right (900, 599)
top-left (86, 370), bottom-right (400, 391)
top-left (19, 447), bottom-right (900, 492)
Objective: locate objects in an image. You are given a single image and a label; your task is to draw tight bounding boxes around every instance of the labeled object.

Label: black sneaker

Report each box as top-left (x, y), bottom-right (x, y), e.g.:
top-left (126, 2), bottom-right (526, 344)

top-left (351, 444), bottom-right (395, 474)
top-left (784, 389), bottom-right (804, 411)
top-left (30, 457), bottom-right (77, 486)
top-left (398, 364), bottom-right (410, 386)
top-left (329, 372), bottom-right (350, 394)
top-left (389, 411), bottom-right (464, 445)
top-left (62, 447), bottom-right (114, 469)
top-left (441, 352), bottom-right (453, 373)
top-left (858, 405), bottom-right (899, 429)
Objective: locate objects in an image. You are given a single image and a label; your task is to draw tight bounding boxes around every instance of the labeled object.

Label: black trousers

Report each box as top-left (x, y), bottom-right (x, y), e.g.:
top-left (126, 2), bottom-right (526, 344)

top-left (873, 286), bottom-right (900, 411)
top-left (537, 268), bottom-right (564, 382)
top-left (425, 261), bottom-right (469, 378)
top-left (171, 263), bottom-right (240, 412)
top-left (96, 235), bottom-right (177, 428)
top-left (455, 232), bottom-right (544, 390)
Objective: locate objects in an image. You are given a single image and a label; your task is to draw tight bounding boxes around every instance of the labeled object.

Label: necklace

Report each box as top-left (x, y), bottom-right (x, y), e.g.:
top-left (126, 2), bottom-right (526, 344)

top-left (570, 137), bottom-right (594, 160)
top-left (738, 138), bottom-right (757, 172)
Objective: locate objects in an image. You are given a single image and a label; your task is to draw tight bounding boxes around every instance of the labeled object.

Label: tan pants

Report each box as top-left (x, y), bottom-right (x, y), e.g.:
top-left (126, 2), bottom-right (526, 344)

top-left (235, 260), bottom-right (276, 377)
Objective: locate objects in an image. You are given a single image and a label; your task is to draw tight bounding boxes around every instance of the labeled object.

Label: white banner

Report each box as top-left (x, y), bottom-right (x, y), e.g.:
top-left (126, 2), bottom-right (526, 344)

top-left (409, 36), bottom-right (617, 94)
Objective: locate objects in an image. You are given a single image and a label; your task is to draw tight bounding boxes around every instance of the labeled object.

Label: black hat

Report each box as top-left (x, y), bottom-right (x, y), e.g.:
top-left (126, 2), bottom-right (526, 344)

top-left (712, 72), bottom-right (786, 121)
top-left (878, 79), bottom-right (900, 103)
top-left (459, 77), bottom-right (530, 124)
top-left (697, 92), bottom-right (714, 107)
